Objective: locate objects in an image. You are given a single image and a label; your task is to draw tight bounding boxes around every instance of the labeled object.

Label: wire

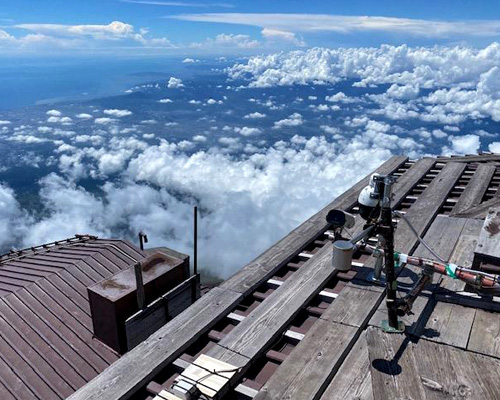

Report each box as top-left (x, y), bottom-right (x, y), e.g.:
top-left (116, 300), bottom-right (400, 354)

top-left (393, 210), bottom-right (447, 263)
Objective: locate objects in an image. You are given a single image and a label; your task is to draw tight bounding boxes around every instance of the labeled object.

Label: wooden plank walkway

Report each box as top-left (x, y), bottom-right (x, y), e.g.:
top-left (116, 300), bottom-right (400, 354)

top-left (367, 327), bottom-right (500, 400)
top-left (251, 159), bottom-right (444, 400)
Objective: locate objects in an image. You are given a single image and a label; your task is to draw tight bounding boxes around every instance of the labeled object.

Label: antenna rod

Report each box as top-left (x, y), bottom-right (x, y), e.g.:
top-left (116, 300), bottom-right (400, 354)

top-left (194, 206), bottom-right (198, 276)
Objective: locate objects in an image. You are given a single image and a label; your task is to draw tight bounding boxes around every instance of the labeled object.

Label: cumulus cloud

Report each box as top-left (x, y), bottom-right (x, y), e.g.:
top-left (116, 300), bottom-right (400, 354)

top-left (442, 134), bottom-right (481, 155)
top-left (273, 113), bottom-right (303, 129)
top-left (94, 117), bottom-right (117, 125)
top-left (167, 77), bottom-right (184, 88)
top-left (103, 109), bottom-right (133, 117)
top-left (261, 28), bottom-right (305, 46)
top-left (158, 98), bottom-right (173, 103)
top-left (234, 126), bottom-right (262, 136)
top-left (76, 113), bottom-right (93, 119)
top-left (3, 21), bottom-right (174, 53)
top-left (244, 112), bottom-right (266, 119)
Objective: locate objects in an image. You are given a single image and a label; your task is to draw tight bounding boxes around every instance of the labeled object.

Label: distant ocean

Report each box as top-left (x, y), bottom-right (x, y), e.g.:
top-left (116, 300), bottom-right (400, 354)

top-left (0, 57), bottom-right (194, 110)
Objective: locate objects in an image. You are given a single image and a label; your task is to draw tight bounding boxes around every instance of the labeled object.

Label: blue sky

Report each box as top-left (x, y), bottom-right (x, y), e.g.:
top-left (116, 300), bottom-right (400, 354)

top-left (1, 0), bottom-right (500, 56)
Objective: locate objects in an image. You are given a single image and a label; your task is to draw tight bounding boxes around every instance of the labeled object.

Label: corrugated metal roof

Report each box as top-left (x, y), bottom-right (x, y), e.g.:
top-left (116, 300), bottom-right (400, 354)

top-left (0, 235), bottom-right (146, 400)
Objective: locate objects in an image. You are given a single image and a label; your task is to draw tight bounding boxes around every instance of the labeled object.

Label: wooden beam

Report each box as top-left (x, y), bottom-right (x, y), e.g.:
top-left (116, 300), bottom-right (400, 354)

top-left (451, 164), bottom-right (496, 215)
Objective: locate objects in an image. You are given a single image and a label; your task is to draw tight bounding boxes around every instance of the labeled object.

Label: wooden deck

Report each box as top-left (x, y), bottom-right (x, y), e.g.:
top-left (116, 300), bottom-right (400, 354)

top-left (69, 154), bottom-right (500, 400)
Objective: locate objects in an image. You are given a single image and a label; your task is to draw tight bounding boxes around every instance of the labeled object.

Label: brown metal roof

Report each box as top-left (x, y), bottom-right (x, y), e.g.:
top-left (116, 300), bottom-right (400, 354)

top-left (0, 235), bottom-right (146, 400)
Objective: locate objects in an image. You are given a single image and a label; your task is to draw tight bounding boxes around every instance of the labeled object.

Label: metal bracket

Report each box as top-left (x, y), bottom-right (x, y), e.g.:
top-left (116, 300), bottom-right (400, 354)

top-left (381, 319), bottom-right (405, 333)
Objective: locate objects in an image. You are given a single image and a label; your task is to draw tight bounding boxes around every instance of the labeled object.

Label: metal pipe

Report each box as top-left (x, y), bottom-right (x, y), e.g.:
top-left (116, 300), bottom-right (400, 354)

top-left (381, 177), bottom-right (400, 330)
top-left (194, 206), bottom-right (198, 276)
top-left (138, 231), bottom-right (148, 251)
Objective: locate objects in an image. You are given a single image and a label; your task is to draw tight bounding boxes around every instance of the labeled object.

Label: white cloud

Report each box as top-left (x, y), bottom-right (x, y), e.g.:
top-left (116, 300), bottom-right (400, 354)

top-left (46, 109), bottom-right (62, 117)
top-left (158, 98), bottom-right (173, 103)
top-left (103, 109), bottom-right (133, 117)
top-left (234, 126), bottom-right (262, 136)
top-left (167, 77), bottom-right (184, 88)
top-left (244, 112), bottom-right (266, 119)
top-left (0, 120), bottom-right (11, 125)
top-left (173, 13), bottom-right (500, 38)
top-left (442, 134), bottom-right (481, 155)
top-left (76, 113), bottom-right (93, 119)
top-left (261, 28), bottom-right (305, 46)
top-left (273, 113), bottom-right (303, 129)
top-left (489, 142), bottom-right (500, 153)
top-left (95, 117), bottom-right (117, 125)
top-left (191, 33), bottom-right (259, 49)
top-left (182, 57), bottom-right (199, 63)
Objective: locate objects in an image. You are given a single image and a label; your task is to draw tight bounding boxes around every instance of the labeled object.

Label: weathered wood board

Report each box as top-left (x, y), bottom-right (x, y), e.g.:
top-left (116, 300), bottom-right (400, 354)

top-left (125, 275), bottom-right (199, 350)
top-left (254, 320), bottom-right (358, 400)
top-left (319, 332), bottom-right (373, 400)
top-left (468, 308), bottom-right (500, 358)
top-left (208, 242), bottom-right (337, 362)
top-left (368, 327), bottom-right (500, 400)
top-left (452, 164), bottom-right (496, 215)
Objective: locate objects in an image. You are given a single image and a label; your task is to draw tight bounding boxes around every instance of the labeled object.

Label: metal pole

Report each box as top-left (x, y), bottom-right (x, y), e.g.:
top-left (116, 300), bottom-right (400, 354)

top-left (138, 231), bottom-right (148, 251)
top-left (134, 262), bottom-right (146, 310)
top-left (380, 176), bottom-right (404, 332)
top-left (194, 206), bottom-right (198, 276)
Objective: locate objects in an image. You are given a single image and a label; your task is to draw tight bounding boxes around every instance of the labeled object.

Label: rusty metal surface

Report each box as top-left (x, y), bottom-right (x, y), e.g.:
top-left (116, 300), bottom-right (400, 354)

top-left (0, 235), bottom-right (146, 400)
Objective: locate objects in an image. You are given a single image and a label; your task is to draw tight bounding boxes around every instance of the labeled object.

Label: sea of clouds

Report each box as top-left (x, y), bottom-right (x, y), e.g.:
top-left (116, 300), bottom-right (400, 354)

top-left (1, 43), bottom-right (500, 278)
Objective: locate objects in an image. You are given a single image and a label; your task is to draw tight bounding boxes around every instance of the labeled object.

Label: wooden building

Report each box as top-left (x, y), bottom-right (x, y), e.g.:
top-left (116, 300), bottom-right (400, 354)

top-left (0, 236), bottom-right (196, 400)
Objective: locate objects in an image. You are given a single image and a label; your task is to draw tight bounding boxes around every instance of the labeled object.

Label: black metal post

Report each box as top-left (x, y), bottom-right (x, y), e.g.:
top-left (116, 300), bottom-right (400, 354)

top-left (193, 206), bottom-right (198, 276)
top-left (138, 231), bottom-right (148, 251)
top-left (380, 175), bottom-right (404, 332)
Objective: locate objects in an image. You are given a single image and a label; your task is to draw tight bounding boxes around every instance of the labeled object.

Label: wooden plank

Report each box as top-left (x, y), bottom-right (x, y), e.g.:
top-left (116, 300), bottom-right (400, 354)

top-left (254, 321), bottom-right (358, 400)
top-left (67, 287), bottom-right (242, 400)
top-left (219, 156), bottom-right (408, 295)
top-left (420, 301), bottom-right (476, 348)
top-left (453, 197), bottom-right (500, 219)
top-left (126, 275), bottom-right (197, 351)
top-left (319, 286), bottom-right (382, 328)
top-left (417, 217), bottom-right (483, 347)
top-left (367, 327), bottom-right (427, 400)
top-left (468, 308), bottom-right (500, 358)
top-left (368, 326), bottom-right (500, 400)
top-left (209, 242), bottom-right (337, 362)
top-left (475, 207), bottom-right (500, 263)
top-left (436, 155), bottom-right (500, 162)
top-left (319, 332), bottom-right (373, 400)
top-left (451, 164), bottom-right (496, 215)
top-left (394, 162), bottom-right (466, 254)
top-left (440, 218), bottom-right (483, 292)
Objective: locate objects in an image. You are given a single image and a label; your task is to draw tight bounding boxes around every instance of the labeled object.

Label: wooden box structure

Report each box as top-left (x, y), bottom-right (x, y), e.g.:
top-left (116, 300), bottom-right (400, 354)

top-left (88, 251), bottom-right (190, 353)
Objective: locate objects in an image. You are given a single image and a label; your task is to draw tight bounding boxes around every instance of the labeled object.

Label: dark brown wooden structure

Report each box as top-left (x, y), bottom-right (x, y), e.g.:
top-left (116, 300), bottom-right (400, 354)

top-left (23, 153), bottom-right (500, 400)
top-left (0, 236), bottom-right (195, 400)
